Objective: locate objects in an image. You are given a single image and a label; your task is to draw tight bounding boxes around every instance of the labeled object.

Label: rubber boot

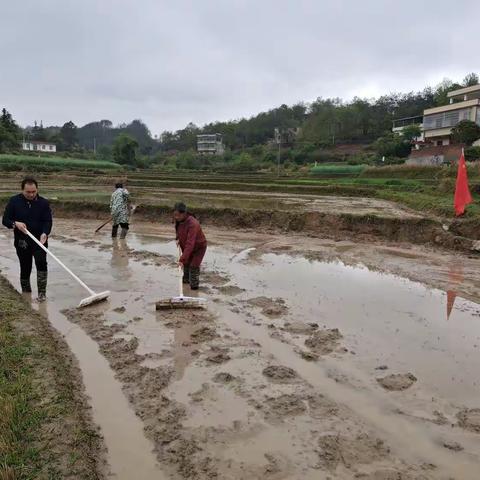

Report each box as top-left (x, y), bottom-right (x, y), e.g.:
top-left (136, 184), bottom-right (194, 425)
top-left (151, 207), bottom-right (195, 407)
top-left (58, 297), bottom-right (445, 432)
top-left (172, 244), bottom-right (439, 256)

top-left (112, 225), bottom-right (119, 238)
top-left (182, 265), bottom-right (190, 284)
top-left (120, 228), bottom-right (128, 239)
top-left (20, 278), bottom-right (32, 293)
top-left (189, 266), bottom-right (200, 290)
top-left (37, 270), bottom-right (47, 302)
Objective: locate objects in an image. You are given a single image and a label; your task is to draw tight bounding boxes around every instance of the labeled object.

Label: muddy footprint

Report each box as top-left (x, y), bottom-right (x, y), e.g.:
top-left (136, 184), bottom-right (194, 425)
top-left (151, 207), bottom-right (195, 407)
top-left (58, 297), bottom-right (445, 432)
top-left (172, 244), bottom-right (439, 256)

top-left (377, 373), bottom-right (417, 392)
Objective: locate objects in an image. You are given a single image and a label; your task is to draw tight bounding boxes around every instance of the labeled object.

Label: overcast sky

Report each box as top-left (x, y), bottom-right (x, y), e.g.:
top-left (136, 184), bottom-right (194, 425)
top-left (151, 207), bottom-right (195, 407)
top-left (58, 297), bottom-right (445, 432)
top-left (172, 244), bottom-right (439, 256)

top-left (1, 0), bottom-right (479, 135)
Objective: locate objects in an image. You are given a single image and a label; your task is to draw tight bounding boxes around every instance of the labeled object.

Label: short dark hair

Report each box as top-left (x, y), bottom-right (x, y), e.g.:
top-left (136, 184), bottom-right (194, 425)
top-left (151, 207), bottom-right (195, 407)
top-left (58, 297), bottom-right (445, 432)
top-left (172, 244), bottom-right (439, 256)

top-left (115, 182), bottom-right (123, 189)
top-left (174, 202), bottom-right (187, 213)
top-left (21, 177), bottom-right (38, 189)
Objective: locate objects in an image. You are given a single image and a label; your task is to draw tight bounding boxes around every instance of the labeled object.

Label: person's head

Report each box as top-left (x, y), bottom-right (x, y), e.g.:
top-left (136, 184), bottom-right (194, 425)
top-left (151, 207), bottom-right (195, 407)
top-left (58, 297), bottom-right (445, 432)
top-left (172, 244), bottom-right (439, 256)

top-left (173, 202), bottom-right (187, 222)
top-left (115, 182), bottom-right (123, 189)
top-left (21, 177), bottom-right (38, 201)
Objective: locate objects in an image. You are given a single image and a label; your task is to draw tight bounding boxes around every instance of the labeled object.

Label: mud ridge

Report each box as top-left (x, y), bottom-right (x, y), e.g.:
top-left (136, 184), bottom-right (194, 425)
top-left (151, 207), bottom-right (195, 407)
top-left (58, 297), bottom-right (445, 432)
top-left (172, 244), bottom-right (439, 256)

top-left (32, 199), bottom-right (480, 252)
top-left (62, 307), bottom-right (220, 479)
top-left (0, 276), bottom-right (108, 479)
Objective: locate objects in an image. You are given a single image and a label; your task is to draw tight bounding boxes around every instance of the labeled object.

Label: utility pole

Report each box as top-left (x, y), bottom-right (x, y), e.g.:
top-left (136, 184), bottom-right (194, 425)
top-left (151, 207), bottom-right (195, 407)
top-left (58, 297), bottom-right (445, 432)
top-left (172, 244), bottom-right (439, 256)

top-left (93, 137), bottom-right (96, 155)
top-left (277, 141), bottom-right (281, 177)
top-left (275, 127), bottom-right (281, 177)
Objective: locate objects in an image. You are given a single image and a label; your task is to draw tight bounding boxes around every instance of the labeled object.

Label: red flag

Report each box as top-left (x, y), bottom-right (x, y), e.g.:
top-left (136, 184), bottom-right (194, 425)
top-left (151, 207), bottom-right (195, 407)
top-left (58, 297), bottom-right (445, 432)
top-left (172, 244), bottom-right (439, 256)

top-left (454, 149), bottom-right (472, 216)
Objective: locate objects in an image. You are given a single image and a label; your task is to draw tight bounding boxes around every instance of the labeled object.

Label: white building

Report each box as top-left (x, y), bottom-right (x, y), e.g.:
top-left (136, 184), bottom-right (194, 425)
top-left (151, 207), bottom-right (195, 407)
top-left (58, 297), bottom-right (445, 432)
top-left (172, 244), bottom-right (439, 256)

top-left (197, 134), bottom-right (224, 155)
top-left (22, 141), bottom-right (57, 153)
top-left (422, 84), bottom-right (480, 146)
top-left (392, 115), bottom-right (424, 142)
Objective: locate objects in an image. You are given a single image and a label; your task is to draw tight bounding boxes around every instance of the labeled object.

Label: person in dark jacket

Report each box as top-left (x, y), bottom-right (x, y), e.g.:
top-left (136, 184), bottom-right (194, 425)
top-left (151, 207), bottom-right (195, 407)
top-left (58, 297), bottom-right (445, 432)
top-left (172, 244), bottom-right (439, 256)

top-left (173, 202), bottom-right (207, 290)
top-left (2, 177), bottom-right (52, 301)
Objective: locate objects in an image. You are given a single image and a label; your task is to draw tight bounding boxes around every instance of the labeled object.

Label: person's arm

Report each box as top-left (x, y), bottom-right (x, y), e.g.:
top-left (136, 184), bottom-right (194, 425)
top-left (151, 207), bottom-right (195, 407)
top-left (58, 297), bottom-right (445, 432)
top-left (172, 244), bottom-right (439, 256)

top-left (2, 198), bottom-right (27, 233)
top-left (2, 198), bottom-right (16, 229)
top-left (179, 223), bottom-right (199, 264)
top-left (41, 200), bottom-right (53, 236)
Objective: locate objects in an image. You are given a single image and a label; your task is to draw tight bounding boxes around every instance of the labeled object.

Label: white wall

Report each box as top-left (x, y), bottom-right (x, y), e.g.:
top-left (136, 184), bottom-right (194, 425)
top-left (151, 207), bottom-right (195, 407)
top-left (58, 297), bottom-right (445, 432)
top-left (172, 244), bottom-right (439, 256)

top-left (22, 142), bottom-right (56, 152)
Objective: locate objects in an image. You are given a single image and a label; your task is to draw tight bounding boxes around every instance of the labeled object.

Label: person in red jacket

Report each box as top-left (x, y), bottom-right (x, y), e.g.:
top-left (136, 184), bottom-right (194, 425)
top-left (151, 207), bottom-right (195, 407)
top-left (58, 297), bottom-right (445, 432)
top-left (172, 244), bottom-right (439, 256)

top-left (174, 202), bottom-right (207, 290)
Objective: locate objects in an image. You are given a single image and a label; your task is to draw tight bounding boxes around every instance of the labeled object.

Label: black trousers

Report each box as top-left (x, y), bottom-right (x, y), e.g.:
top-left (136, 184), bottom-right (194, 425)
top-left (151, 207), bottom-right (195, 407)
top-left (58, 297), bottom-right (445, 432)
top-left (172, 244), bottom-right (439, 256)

top-left (16, 241), bottom-right (48, 279)
top-left (112, 223), bottom-right (129, 237)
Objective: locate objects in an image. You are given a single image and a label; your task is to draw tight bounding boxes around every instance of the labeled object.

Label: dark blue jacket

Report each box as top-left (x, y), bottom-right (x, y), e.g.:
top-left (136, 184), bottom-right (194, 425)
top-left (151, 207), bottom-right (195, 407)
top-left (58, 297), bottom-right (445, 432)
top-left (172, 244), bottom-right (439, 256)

top-left (2, 194), bottom-right (53, 244)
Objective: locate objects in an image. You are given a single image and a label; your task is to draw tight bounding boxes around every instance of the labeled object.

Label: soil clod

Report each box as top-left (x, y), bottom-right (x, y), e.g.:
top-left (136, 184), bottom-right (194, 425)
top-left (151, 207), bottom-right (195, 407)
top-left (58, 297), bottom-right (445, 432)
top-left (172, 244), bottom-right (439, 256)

top-left (305, 328), bottom-right (343, 355)
top-left (262, 365), bottom-right (298, 382)
top-left (457, 408), bottom-right (480, 433)
top-left (377, 373), bottom-right (417, 391)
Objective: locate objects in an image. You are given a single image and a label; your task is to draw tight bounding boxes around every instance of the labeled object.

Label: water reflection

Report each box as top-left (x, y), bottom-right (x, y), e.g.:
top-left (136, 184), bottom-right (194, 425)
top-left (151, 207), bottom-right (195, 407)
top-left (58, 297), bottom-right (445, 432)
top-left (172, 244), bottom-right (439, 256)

top-left (110, 238), bottom-right (132, 282)
top-left (446, 263), bottom-right (464, 320)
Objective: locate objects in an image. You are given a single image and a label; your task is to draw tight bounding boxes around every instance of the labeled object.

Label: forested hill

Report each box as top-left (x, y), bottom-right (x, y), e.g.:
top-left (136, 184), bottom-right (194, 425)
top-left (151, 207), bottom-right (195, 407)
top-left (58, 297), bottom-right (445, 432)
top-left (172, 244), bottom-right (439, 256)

top-left (9, 73), bottom-right (480, 156)
top-left (160, 74), bottom-right (478, 151)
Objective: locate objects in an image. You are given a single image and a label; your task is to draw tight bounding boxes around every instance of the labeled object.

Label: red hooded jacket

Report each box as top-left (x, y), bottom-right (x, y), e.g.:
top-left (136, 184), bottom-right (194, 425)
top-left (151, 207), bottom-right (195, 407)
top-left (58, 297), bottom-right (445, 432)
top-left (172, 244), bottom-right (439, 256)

top-left (176, 214), bottom-right (207, 265)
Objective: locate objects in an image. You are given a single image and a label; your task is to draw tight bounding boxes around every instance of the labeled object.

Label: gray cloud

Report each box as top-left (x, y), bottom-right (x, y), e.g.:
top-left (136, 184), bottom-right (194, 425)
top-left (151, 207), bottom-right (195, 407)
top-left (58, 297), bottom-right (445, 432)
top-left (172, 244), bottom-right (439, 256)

top-left (1, 0), bottom-right (479, 134)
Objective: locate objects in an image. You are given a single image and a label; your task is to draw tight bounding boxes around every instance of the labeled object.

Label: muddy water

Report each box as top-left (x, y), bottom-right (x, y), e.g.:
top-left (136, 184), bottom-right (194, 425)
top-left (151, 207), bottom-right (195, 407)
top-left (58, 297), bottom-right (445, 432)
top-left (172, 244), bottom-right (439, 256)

top-left (2, 224), bottom-right (480, 479)
top-left (0, 238), bottom-right (165, 480)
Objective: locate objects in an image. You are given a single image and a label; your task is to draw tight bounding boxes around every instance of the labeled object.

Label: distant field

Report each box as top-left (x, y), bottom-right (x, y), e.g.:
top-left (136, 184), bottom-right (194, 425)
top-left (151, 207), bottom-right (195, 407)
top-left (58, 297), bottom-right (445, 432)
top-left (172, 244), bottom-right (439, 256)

top-left (1, 162), bottom-right (480, 220)
top-left (0, 154), bottom-right (122, 172)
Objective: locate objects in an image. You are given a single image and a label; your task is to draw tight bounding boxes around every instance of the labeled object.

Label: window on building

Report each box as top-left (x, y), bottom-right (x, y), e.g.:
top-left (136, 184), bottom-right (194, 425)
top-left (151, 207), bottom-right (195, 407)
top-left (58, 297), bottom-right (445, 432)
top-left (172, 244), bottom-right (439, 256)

top-left (42, 145), bottom-right (46, 150)
top-left (49, 145), bottom-right (53, 151)
top-left (424, 108), bottom-right (473, 130)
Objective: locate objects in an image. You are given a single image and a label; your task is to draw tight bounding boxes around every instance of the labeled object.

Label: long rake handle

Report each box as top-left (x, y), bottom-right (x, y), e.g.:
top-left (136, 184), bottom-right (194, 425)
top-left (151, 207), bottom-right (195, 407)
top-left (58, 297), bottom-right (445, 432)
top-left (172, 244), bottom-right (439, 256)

top-left (95, 218), bottom-right (111, 233)
top-left (178, 244), bottom-right (184, 298)
top-left (25, 229), bottom-right (95, 296)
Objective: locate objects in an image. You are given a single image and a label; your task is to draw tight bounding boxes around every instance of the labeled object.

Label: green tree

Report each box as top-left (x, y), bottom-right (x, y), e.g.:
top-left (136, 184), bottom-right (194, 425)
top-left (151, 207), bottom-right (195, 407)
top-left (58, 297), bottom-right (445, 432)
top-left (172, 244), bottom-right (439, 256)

top-left (233, 152), bottom-right (255, 171)
top-left (0, 108), bottom-right (21, 152)
top-left (97, 145), bottom-right (112, 160)
top-left (113, 134), bottom-right (138, 165)
top-left (401, 124), bottom-right (422, 142)
top-left (60, 121), bottom-right (78, 150)
top-left (451, 120), bottom-right (480, 146)
top-left (373, 133), bottom-right (412, 159)
top-left (463, 73), bottom-right (479, 87)
top-left (433, 78), bottom-right (462, 106)
top-left (124, 119), bottom-right (155, 154)
top-left (30, 121), bottom-right (46, 141)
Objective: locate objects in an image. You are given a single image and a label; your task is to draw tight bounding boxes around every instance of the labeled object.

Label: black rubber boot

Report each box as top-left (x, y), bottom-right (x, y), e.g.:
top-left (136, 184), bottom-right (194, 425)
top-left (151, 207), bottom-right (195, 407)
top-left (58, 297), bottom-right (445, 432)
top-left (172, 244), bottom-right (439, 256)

top-left (37, 270), bottom-right (47, 301)
top-left (183, 265), bottom-right (190, 284)
top-left (189, 266), bottom-right (200, 290)
top-left (120, 228), bottom-right (128, 239)
top-left (20, 278), bottom-right (32, 293)
top-left (112, 225), bottom-right (119, 238)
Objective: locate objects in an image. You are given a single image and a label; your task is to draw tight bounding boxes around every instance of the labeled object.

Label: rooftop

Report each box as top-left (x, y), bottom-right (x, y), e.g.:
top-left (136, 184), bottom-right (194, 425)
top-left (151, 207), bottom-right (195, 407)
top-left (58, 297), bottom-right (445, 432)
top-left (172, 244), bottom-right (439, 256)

top-left (23, 140), bottom-right (56, 145)
top-left (423, 98), bottom-right (480, 116)
top-left (447, 84), bottom-right (480, 99)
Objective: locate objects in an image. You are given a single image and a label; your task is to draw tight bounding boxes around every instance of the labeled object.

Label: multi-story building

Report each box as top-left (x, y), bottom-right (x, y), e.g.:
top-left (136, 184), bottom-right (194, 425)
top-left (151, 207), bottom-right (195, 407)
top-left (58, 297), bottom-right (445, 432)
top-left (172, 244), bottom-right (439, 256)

top-left (423, 84), bottom-right (480, 146)
top-left (197, 134), bottom-right (224, 155)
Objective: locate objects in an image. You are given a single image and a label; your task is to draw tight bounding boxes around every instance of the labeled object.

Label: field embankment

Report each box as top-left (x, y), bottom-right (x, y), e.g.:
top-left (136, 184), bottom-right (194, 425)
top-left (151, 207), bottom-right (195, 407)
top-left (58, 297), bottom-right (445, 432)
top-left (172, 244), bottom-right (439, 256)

top-left (0, 276), bottom-right (106, 479)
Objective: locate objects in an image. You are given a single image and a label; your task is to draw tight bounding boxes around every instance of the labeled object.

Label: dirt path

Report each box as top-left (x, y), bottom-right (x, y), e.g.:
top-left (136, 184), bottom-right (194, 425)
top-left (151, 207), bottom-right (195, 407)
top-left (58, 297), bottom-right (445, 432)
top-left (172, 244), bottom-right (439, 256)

top-left (2, 218), bottom-right (480, 479)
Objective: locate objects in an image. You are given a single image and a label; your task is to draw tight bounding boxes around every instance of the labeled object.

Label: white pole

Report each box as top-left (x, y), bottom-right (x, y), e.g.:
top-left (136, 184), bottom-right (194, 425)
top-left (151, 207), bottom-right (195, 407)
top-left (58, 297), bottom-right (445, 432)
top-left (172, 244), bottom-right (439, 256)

top-left (177, 245), bottom-right (184, 298)
top-left (25, 230), bottom-right (95, 296)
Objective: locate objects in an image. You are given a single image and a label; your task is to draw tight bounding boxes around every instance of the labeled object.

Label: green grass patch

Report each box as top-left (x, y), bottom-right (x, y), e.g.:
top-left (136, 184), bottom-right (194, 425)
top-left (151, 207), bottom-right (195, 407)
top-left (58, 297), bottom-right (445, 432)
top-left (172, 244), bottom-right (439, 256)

top-left (0, 293), bottom-right (48, 478)
top-left (310, 164), bottom-right (367, 176)
top-left (0, 277), bottom-right (102, 479)
top-left (0, 154), bottom-right (122, 172)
